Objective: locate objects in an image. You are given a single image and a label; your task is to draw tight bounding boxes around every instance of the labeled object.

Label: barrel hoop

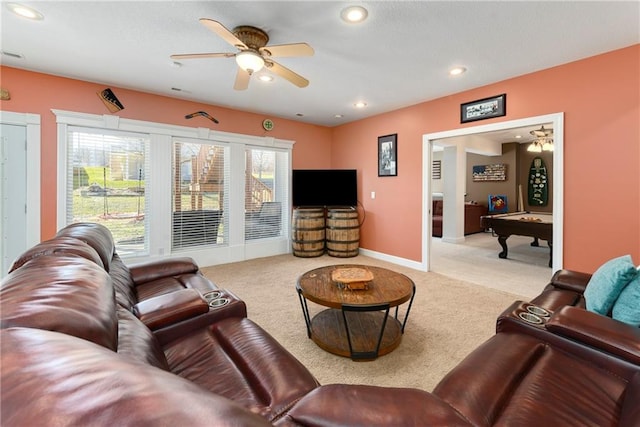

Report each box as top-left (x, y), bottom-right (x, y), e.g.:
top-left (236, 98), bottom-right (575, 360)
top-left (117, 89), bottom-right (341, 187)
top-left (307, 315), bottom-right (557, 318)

top-left (292, 226), bottom-right (326, 231)
top-left (292, 239), bottom-right (325, 244)
top-left (326, 225), bottom-right (360, 230)
top-left (326, 239), bottom-right (360, 244)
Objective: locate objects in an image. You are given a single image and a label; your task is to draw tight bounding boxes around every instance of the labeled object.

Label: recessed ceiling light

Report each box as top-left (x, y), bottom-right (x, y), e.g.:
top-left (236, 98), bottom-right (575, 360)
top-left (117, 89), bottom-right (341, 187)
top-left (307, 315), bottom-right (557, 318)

top-left (334, 114), bottom-right (344, 118)
top-left (449, 66), bottom-right (467, 76)
top-left (341, 6), bottom-right (368, 23)
top-left (353, 101), bottom-right (367, 108)
top-left (6, 3), bottom-right (43, 20)
top-left (514, 135), bottom-right (522, 139)
top-left (258, 75), bottom-right (273, 82)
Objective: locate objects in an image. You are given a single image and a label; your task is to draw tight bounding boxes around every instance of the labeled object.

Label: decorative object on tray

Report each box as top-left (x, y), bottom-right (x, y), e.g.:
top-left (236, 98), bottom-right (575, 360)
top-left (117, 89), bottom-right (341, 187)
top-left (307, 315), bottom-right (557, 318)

top-left (332, 267), bottom-right (374, 290)
top-left (519, 216), bottom-right (542, 222)
top-left (378, 134), bottom-right (397, 177)
top-left (460, 93), bottom-right (506, 123)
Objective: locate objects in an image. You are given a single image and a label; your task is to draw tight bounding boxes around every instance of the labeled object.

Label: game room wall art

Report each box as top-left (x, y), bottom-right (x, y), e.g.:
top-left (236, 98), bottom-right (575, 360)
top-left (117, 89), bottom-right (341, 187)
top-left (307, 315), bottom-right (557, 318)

top-left (460, 93), bottom-right (506, 123)
top-left (472, 164), bottom-right (507, 182)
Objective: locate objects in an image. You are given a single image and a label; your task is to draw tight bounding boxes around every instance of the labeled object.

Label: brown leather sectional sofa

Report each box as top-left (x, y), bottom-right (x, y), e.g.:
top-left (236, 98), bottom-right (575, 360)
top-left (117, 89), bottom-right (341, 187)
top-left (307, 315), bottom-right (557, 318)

top-left (1, 223), bottom-right (639, 426)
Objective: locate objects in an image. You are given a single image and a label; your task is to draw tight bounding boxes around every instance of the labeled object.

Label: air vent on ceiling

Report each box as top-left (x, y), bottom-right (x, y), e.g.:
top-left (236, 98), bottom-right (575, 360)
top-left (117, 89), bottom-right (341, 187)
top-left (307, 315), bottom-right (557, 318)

top-left (1, 51), bottom-right (24, 59)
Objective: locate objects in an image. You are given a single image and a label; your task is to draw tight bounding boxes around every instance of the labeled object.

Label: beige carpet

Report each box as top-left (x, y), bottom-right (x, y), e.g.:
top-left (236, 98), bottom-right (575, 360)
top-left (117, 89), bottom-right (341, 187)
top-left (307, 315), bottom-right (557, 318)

top-left (431, 232), bottom-right (553, 299)
top-left (200, 253), bottom-right (525, 392)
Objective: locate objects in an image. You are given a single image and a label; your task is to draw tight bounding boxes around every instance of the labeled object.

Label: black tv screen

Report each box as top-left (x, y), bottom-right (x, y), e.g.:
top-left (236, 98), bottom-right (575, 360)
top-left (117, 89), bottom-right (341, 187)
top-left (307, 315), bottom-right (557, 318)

top-left (292, 169), bottom-right (357, 207)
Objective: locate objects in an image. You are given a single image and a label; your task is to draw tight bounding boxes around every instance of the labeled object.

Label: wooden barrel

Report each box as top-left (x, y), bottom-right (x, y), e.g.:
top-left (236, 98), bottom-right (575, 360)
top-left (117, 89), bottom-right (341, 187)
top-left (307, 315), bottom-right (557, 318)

top-left (292, 208), bottom-right (325, 257)
top-left (326, 208), bottom-right (360, 257)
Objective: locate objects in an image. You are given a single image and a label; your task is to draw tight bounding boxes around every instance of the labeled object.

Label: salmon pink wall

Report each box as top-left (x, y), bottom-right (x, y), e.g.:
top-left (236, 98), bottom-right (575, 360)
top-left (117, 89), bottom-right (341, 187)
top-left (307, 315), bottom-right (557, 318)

top-left (332, 45), bottom-right (639, 273)
top-left (1, 45), bottom-right (638, 273)
top-left (0, 66), bottom-right (332, 239)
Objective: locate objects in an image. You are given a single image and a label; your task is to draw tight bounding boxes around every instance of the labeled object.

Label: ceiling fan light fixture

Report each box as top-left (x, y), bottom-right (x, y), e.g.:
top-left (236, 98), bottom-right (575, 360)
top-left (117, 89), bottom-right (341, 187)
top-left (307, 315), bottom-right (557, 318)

top-left (236, 50), bottom-right (264, 74)
top-left (341, 6), bottom-right (368, 23)
top-left (527, 143), bottom-right (542, 153)
top-left (528, 125), bottom-right (554, 152)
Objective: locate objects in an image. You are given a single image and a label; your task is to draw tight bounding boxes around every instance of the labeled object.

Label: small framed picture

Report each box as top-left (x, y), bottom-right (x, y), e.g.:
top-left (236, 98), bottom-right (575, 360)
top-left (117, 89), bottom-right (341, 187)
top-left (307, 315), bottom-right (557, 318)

top-left (378, 134), bottom-right (397, 177)
top-left (461, 93), bottom-right (506, 123)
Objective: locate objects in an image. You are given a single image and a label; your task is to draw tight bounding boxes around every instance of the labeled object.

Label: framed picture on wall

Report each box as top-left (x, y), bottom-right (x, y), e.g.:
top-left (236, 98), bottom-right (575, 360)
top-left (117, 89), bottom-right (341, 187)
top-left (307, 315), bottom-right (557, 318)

top-left (378, 134), bottom-right (397, 177)
top-left (461, 93), bottom-right (506, 123)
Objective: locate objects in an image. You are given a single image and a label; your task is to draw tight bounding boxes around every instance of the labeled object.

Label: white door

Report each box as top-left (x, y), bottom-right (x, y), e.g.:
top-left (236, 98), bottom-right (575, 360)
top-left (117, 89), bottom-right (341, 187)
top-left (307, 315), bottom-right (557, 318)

top-left (1, 124), bottom-right (28, 276)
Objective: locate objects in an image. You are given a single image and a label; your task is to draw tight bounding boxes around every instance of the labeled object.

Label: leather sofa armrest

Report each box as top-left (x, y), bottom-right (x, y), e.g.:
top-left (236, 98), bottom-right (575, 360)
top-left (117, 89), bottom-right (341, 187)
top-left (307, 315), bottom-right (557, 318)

top-left (545, 306), bottom-right (640, 365)
top-left (129, 257), bottom-right (199, 286)
top-left (549, 269), bottom-right (592, 293)
top-left (133, 289), bottom-right (209, 330)
top-left (276, 384), bottom-right (471, 426)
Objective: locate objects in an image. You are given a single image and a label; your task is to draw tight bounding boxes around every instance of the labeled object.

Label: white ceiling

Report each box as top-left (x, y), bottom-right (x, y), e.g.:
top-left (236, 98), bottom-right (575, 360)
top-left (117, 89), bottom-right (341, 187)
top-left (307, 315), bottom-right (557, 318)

top-left (1, 1), bottom-right (638, 128)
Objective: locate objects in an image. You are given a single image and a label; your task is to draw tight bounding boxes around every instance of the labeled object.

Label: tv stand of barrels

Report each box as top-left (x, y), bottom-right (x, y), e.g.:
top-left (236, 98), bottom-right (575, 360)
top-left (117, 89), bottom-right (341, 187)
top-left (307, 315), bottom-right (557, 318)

top-left (292, 207), bottom-right (360, 258)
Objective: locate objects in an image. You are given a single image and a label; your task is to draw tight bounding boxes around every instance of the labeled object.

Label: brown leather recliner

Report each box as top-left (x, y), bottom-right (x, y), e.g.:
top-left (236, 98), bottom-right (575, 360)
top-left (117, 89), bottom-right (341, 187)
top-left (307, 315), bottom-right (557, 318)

top-left (1, 253), bottom-right (319, 424)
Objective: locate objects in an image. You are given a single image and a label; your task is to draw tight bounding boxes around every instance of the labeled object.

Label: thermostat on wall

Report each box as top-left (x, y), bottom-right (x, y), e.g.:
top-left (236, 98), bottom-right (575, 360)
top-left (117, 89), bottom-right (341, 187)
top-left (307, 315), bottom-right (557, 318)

top-left (262, 119), bottom-right (274, 131)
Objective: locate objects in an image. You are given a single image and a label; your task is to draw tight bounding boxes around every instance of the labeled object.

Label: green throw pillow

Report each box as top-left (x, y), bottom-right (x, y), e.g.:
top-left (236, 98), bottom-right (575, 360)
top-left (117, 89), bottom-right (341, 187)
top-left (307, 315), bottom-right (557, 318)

top-left (612, 270), bottom-right (640, 327)
top-left (584, 255), bottom-right (637, 315)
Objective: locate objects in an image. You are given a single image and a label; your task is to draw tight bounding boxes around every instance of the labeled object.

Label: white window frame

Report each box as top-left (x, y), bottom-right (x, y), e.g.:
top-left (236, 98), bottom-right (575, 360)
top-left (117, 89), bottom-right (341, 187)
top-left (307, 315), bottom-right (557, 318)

top-left (53, 109), bottom-right (294, 267)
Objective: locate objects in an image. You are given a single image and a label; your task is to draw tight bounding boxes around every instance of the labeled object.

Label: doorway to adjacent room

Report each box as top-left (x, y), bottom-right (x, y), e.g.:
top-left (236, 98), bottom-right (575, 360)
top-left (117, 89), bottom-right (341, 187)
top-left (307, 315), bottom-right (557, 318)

top-left (421, 113), bottom-right (564, 287)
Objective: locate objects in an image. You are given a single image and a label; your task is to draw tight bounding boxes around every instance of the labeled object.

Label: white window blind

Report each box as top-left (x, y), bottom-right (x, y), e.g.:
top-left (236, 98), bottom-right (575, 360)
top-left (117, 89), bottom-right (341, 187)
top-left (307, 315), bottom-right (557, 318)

top-left (66, 127), bottom-right (149, 256)
top-left (244, 148), bottom-right (288, 240)
top-left (172, 139), bottom-right (229, 250)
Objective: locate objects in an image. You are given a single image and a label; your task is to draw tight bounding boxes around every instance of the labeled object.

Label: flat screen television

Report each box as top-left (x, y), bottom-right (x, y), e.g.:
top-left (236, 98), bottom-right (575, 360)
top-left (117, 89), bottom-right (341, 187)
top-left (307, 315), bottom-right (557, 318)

top-left (292, 169), bottom-right (357, 207)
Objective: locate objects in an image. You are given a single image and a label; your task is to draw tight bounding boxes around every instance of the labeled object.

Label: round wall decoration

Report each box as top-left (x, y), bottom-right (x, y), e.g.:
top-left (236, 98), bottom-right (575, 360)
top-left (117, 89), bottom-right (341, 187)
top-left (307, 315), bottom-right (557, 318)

top-left (262, 118), bottom-right (274, 131)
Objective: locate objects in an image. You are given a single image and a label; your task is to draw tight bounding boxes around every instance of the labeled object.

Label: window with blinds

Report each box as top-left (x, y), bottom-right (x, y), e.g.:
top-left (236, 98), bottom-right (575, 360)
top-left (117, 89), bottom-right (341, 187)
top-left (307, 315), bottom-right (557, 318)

top-left (244, 148), bottom-right (288, 240)
top-left (172, 140), bottom-right (229, 250)
top-left (66, 127), bottom-right (149, 256)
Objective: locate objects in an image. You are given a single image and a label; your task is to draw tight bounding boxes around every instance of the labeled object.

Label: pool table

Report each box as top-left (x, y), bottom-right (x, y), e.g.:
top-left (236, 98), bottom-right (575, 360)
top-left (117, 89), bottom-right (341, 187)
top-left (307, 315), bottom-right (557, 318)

top-left (480, 211), bottom-right (552, 267)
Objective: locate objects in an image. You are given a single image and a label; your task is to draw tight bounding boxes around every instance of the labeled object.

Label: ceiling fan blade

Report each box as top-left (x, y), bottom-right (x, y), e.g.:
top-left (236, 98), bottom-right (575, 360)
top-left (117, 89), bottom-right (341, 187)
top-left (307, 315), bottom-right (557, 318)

top-left (267, 60), bottom-right (309, 88)
top-left (260, 43), bottom-right (314, 58)
top-left (170, 52), bottom-right (235, 60)
top-left (199, 18), bottom-right (247, 50)
top-left (234, 68), bottom-right (250, 91)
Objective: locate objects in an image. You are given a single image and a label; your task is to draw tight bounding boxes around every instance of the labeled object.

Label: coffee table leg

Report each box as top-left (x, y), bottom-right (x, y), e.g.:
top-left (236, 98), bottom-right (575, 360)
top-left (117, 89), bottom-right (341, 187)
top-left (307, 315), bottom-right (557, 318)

top-left (341, 303), bottom-right (390, 360)
top-left (297, 287), bottom-right (312, 338)
top-left (398, 284), bottom-right (416, 333)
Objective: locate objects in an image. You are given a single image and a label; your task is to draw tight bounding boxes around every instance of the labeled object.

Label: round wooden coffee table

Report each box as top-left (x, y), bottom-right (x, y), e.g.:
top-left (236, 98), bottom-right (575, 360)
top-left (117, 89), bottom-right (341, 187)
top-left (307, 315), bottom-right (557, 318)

top-left (296, 264), bottom-right (415, 360)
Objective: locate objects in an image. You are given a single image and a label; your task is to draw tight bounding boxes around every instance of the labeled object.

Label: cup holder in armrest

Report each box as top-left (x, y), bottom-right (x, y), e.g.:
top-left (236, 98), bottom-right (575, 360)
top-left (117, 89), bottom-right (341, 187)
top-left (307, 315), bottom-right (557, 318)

top-left (208, 297), bottom-right (230, 309)
top-left (203, 291), bottom-right (231, 309)
top-left (518, 311), bottom-right (544, 325)
top-left (203, 291), bottom-right (222, 303)
top-left (526, 305), bottom-right (551, 318)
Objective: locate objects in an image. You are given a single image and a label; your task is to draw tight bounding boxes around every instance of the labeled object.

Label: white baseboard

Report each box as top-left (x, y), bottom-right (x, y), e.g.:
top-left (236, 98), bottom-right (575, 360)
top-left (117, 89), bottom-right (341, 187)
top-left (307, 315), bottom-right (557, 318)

top-left (358, 248), bottom-right (426, 271)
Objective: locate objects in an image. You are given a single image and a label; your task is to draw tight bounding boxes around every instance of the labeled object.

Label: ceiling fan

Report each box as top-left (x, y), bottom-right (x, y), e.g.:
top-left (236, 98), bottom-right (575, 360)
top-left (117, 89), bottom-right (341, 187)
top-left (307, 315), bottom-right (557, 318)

top-left (171, 19), bottom-right (314, 90)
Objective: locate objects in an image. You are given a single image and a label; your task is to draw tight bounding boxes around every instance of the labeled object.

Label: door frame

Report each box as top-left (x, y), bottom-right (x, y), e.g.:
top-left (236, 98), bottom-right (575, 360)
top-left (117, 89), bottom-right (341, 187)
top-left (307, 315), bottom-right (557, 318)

top-left (422, 112), bottom-right (564, 272)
